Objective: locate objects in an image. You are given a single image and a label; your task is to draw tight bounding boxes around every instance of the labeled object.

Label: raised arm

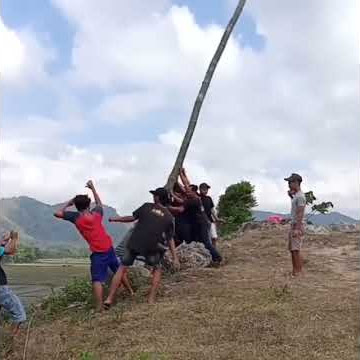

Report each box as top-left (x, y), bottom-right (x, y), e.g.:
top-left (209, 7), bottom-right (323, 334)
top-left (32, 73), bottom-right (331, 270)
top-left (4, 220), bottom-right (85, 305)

top-left (54, 198), bottom-right (74, 218)
top-left (171, 191), bottom-right (185, 205)
top-left (109, 216), bottom-right (136, 223)
top-left (86, 180), bottom-right (102, 207)
top-left (174, 181), bottom-right (186, 194)
top-left (179, 168), bottom-right (191, 189)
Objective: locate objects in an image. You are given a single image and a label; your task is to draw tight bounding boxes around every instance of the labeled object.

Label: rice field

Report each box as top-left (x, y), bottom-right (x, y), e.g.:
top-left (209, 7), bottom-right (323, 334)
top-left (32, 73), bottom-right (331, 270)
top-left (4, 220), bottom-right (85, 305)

top-left (4, 261), bottom-right (89, 306)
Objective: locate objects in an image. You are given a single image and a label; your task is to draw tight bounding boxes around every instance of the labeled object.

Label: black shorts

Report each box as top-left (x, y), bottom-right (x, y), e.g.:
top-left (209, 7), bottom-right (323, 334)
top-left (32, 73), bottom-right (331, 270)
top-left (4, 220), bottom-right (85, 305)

top-left (191, 221), bottom-right (210, 243)
top-left (175, 221), bottom-right (192, 244)
top-left (122, 247), bottom-right (163, 268)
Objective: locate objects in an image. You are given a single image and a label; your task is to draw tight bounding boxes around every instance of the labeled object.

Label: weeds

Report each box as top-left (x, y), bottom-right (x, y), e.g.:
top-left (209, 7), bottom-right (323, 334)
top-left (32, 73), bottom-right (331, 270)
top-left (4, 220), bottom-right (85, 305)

top-left (271, 283), bottom-right (292, 301)
top-left (80, 351), bottom-right (96, 360)
top-left (41, 277), bottom-right (93, 317)
top-left (136, 352), bottom-right (167, 360)
top-left (36, 268), bottom-right (151, 319)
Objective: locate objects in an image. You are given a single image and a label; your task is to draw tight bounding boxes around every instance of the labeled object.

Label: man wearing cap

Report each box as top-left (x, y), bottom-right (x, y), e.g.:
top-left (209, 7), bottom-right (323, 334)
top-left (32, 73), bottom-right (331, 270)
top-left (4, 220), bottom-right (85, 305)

top-left (199, 183), bottom-right (221, 248)
top-left (177, 169), bottom-right (223, 264)
top-left (284, 173), bottom-right (306, 277)
top-left (105, 187), bottom-right (180, 305)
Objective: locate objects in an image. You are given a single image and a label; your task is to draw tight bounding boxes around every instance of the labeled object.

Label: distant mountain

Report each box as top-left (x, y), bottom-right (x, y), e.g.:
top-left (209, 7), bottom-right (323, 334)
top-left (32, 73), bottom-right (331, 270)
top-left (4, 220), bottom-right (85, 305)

top-left (252, 210), bottom-right (359, 225)
top-left (0, 196), bottom-right (129, 249)
top-left (1, 197), bottom-right (358, 250)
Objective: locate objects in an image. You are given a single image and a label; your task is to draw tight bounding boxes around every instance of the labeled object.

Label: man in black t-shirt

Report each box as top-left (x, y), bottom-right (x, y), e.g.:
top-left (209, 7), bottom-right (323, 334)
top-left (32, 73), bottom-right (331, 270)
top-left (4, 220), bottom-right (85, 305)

top-left (105, 188), bottom-right (180, 305)
top-left (168, 183), bottom-right (192, 245)
top-left (199, 183), bottom-right (221, 248)
top-left (177, 169), bottom-right (222, 264)
top-left (183, 192), bottom-right (222, 263)
top-left (170, 173), bottom-right (222, 264)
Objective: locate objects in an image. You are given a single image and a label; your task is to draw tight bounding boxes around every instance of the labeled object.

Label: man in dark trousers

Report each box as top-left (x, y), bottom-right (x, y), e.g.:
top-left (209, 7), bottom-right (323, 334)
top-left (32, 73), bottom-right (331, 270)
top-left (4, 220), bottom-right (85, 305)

top-left (169, 183), bottom-right (192, 246)
top-left (199, 182), bottom-right (222, 248)
top-left (105, 187), bottom-right (180, 305)
top-left (177, 169), bottom-right (222, 265)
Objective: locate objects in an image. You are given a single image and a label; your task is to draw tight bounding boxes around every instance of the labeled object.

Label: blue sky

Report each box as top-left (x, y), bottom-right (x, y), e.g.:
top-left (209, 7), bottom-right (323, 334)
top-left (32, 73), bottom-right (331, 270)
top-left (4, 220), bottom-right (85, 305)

top-left (0, 0), bottom-right (358, 218)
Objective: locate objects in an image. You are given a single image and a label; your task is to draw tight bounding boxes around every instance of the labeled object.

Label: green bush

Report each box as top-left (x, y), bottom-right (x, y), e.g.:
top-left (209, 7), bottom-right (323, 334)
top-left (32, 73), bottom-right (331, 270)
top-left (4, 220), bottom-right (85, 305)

top-left (80, 351), bottom-right (96, 360)
top-left (41, 277), bottom-right (93, 316)
top-left (12, 245), bottom-right (41, 263)
top-left (217, 181), bottom-right (257, 235)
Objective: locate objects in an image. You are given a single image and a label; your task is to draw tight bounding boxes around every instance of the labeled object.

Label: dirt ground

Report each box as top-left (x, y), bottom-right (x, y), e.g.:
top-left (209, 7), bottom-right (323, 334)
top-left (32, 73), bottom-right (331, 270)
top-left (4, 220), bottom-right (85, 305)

top-left (1, 226), bottom-right (359, 360)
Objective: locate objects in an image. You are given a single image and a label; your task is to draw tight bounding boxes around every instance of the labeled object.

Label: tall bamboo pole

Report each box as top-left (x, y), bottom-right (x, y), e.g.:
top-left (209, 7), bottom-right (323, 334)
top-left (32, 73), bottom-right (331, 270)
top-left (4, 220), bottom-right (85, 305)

top-left (165, 0), bottom-right (247, 190)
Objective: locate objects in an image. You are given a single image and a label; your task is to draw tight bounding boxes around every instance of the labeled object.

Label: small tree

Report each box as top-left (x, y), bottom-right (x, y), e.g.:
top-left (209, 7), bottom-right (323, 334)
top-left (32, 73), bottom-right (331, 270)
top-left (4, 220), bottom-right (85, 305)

top-left (304, 191), bottom-right (334, 223)
top-left (217, 181), bottom-right (257, 235)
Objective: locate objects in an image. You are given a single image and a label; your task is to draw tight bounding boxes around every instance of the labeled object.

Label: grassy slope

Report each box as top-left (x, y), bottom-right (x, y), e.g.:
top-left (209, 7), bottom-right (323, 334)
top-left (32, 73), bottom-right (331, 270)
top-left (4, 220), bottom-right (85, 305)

top-left (1, 227), bottom-right (359, 360)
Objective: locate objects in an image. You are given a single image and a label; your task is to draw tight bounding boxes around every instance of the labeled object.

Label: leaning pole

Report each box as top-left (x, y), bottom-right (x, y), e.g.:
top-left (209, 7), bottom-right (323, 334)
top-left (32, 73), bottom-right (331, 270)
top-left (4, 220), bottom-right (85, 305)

top-left (165, 0), bottom-right (247, 190)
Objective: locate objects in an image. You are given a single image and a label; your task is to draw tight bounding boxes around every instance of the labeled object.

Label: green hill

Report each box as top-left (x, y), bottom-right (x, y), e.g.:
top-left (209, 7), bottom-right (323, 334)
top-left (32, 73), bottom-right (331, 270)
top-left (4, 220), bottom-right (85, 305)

top-left (0, 196), bottom-right (128, 249)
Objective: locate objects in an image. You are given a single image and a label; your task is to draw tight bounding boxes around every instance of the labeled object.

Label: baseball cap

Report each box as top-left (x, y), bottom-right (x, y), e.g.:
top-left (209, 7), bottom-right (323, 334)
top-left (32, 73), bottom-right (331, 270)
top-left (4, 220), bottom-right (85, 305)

top-left (284, 173), bottom-right (303, 183)
top-left (150, 187), bottom-right (169, 198)
top-left (189, 184), bottom-right (198, 192)
top-left (199, 182), bottom-right (211, 189)
top-left (150, 187), bottom-right (171, 206)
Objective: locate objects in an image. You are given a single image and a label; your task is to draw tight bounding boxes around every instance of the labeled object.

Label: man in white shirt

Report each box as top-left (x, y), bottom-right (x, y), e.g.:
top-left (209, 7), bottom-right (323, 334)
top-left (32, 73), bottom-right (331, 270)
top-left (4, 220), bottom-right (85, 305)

top-left (285, 173), bottom-right (306, 277)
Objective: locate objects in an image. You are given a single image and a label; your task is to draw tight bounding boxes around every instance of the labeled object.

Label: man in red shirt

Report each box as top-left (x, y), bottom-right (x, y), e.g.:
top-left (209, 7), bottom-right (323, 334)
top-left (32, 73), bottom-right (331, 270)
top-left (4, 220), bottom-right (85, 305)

top-left (54, 180), bottom-right (132, 311)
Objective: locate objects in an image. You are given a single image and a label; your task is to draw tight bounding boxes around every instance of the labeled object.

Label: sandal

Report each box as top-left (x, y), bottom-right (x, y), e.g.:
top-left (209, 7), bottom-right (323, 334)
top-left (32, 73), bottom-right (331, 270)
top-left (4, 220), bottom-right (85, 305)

top-left (103, 302), bottom-right (112, 311)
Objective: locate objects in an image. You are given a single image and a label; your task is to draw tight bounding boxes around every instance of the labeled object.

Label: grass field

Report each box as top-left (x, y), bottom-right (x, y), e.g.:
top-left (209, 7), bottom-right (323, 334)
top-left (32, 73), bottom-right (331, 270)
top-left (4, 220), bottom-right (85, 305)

top-left (4, 263), bottom-right (89, 306)
top-left (1, 226), bottom-right (359, 360)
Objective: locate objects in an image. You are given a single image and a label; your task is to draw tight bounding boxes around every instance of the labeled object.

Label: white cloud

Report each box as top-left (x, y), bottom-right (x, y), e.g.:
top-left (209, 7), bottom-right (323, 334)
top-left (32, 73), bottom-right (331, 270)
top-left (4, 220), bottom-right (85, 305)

top-left (159, 129), bottom-right (183, 148)
top-left (97, 91), bottom-right (167, 124)
top-left (53, 1), bottom-right (241, 96)
top-left (1, 0), bottom-right (359, 219)
top-left (0, 137), bottom-right (177, 213)
top-left (0, 20), bottom-right (25, 80)
top-left (0, 18), bottom-right (55, 87)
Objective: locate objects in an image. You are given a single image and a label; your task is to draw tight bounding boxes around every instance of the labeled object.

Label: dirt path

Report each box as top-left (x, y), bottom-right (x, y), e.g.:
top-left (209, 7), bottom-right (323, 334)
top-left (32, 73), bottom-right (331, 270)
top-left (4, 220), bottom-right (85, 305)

top-left (2, 228), bottom-right (359, 360)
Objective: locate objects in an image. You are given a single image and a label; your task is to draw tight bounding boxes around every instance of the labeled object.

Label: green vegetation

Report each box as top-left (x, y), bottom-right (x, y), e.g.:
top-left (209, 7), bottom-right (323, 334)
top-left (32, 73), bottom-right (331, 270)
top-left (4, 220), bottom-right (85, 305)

top-left (4, 245), bottom-right (89, 264)
top-left (217, 181), bottom-right (257, 235)
top-left (305, 191), bottom-right (334, 222)
top-left (12, 244), bottom-right (42, 263)
top-left (37, 268), bottom-right (151, 318)
top-left (41, 277), bottom-right (93, 316)
top-left (80, 351), bottom-right (96, 360)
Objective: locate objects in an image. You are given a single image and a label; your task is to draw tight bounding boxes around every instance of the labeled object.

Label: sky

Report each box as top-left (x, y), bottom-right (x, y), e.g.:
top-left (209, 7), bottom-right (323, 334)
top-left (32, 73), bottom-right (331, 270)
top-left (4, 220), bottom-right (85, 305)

top-left (0, 0), bottom-right (359, 218)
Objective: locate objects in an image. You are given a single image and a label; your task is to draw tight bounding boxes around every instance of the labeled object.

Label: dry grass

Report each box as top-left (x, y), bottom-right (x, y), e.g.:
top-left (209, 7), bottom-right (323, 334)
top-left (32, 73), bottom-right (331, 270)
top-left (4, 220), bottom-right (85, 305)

top-left (1, 227), bottom-right (359, 360)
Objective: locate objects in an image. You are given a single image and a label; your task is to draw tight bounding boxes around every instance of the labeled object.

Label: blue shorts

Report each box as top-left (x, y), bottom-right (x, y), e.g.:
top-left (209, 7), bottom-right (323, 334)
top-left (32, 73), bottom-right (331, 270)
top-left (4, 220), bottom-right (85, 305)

top-left (0, 286), bottom-right (27, 324)
top-left (90, 247), bottom-right (120, 283)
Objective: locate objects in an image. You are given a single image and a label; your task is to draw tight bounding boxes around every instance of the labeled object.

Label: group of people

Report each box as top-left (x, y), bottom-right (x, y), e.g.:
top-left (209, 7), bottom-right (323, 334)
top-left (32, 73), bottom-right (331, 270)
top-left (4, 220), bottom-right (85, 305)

top-left (0, 170), bottom-right (306, 334)
top-left (53, 168), bottom-right (224, 310)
